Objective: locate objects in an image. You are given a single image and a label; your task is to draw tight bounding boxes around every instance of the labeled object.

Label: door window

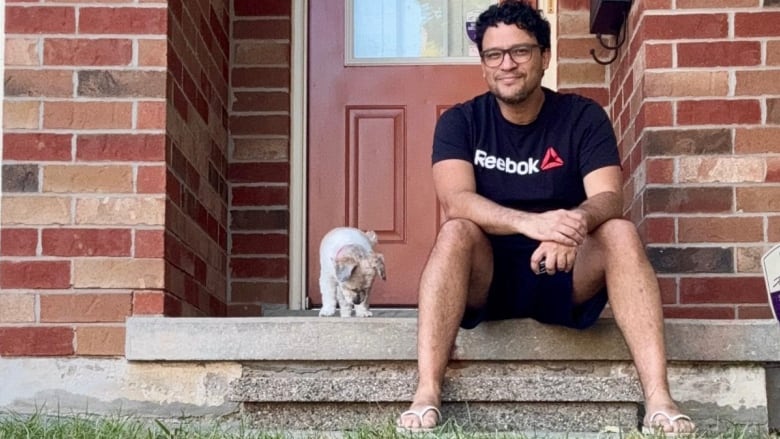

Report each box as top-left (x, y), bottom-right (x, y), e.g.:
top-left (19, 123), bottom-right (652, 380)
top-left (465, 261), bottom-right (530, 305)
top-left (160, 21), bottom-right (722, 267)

top-left (347, 0), bottom-right (498, 65)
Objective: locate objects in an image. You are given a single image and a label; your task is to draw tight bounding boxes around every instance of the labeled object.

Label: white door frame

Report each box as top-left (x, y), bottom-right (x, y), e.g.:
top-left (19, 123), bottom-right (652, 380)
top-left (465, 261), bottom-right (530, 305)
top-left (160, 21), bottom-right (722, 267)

top-left (289, 0), bottom-right (308, 309)
top-left (288, 0), bottom-right (557, 309)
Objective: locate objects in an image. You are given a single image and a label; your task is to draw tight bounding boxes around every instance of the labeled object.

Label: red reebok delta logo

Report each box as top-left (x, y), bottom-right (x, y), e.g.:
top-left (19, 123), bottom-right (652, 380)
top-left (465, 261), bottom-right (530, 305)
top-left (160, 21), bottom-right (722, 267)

top-left (541, 147), bottom-right (564, 171)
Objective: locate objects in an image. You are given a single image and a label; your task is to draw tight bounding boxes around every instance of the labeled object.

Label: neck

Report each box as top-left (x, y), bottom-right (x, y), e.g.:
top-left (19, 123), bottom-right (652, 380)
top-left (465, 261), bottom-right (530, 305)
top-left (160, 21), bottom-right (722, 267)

top-left (497, 87), bottom-right (545, 125)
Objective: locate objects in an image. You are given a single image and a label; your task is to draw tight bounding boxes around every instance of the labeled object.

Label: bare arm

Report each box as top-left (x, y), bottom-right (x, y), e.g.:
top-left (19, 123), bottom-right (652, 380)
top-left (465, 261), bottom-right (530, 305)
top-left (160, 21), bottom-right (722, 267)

top-left (433, 159), bottom-right (587, 246)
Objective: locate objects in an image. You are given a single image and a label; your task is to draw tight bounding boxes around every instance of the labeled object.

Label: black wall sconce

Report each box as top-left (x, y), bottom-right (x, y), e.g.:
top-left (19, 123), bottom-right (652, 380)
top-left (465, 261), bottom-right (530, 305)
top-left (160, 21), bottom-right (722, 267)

top-left (589, 0), bottom-right (633, 65)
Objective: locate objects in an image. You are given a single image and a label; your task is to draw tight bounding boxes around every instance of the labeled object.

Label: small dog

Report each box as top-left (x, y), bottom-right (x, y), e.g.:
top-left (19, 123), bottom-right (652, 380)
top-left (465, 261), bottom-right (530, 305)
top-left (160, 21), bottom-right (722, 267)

top-left (318, 227), bottom-right (386, 317)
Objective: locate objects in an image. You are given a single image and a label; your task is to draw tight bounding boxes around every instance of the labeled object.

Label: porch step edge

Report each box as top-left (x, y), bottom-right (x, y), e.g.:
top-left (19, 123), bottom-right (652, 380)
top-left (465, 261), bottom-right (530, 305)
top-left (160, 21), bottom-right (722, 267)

top-left (126, 317), bottom-right (780, 362)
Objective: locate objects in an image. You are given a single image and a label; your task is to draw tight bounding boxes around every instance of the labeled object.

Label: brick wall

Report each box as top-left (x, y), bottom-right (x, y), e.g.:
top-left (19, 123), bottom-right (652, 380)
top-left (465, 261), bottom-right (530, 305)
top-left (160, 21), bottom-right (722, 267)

top-left (1, 0), bottom-right (168, 356)
top-left (556, 0), bottom-right (610, 106)
top-left (165, 0), bottom-right (231, 317)
top-left (612, 0), bottom-right (779, 319)
top-left (227, 0), bottom-right (291, 316)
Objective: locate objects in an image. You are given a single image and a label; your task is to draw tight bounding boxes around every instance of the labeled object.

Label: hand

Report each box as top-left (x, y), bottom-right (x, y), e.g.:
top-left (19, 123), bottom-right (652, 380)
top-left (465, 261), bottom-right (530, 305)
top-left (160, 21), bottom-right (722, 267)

top-left (530, 241), bottom-right (578, 275)
top-left (522, 209), bottom-right (588, 246)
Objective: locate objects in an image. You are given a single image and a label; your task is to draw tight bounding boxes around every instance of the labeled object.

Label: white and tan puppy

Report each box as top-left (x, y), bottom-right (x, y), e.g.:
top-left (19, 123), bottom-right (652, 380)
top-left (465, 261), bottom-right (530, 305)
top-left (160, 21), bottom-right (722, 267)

top-left (318, 227), bottom-right (386, 317)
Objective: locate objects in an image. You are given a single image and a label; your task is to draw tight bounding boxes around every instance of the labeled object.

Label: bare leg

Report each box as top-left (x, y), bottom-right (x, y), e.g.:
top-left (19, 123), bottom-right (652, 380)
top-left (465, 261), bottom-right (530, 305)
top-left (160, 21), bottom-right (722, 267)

top-left (398, 219), bottom-right (493, 429)
top-left (573, 219), bottom-right (695, 433)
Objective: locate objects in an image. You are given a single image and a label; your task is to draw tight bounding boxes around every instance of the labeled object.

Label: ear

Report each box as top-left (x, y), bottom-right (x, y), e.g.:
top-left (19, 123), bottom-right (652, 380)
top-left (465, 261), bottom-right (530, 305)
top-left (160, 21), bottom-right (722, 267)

top-left (334, 258), bottom-right (358, 282)
top-left (373, 253), bottom-right (386, 280)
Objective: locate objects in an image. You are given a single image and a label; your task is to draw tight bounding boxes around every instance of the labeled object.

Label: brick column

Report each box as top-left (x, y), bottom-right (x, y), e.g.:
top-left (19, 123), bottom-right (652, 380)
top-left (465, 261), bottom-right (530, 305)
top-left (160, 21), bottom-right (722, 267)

top-left (227, 0), bottom-right (292, 316)
top-left (612, 0), bottom-right (779, 319)
top-left (1, 2), bottom-right (168, 355)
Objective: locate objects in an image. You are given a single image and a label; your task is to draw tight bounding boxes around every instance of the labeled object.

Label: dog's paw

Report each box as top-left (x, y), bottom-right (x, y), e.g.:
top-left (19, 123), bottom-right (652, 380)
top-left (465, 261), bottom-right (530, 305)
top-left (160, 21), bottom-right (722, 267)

top-left (355, 309), bottom-right (373, 317)
top-left (319, 307), bottom-right (336, 317)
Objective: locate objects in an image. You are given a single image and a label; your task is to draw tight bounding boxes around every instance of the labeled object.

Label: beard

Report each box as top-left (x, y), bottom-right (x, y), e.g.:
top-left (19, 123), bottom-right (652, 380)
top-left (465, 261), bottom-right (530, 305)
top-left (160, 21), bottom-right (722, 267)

top-left (488, 71), bottom-right (545, 105)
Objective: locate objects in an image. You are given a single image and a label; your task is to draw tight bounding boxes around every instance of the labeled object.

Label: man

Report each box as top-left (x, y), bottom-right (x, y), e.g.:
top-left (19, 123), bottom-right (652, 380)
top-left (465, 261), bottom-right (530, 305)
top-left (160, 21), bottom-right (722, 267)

top-left (396, 0), bottom-right (695, 434)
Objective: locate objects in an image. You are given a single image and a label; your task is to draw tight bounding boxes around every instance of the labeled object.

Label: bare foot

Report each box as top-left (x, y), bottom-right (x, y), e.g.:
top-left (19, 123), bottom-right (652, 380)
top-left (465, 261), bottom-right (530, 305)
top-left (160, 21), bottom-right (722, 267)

top-left (397, 401), bottom-right (441, 430)
top-left (643, 401), bottom-right (696, 434)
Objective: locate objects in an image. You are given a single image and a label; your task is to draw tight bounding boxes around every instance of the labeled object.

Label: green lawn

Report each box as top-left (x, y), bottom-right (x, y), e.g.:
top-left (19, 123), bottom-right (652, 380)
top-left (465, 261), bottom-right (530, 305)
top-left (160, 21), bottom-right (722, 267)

top-left (0, 412), bottom-right (776, 439)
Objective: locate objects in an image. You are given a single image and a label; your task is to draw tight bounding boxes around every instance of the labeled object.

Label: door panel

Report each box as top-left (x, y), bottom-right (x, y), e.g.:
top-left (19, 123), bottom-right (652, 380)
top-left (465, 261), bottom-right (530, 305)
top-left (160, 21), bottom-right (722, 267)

top-left (307, 1), bottom-right (496, 306)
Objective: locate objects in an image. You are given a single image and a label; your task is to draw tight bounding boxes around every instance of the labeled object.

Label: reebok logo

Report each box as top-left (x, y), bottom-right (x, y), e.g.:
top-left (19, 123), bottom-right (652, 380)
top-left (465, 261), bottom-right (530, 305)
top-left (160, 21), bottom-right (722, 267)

top-left (474, 149), bottom-right (539, 175)
top-left (474, 147), bottom-right (564, 175)
top-left (541, 147), bottom-right (564, 170)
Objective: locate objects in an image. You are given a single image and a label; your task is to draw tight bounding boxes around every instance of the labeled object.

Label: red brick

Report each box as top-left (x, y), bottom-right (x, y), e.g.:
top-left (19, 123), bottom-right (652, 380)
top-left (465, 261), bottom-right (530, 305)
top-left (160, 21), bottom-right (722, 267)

top-left (137, 101), bottom-right (166, 129)
top-left (0, 261), bottom-right (70, 289)
top-left (137, 165), bottom-right (166, 193)
top-left (234, 18), bottom-right (290, 39)
top-left (736, 187), bottom-right (780, 212)
top-left (231, 233), bottom-right (288, 255)
top-left (228, 162), bottom-right (289, 184)
top-left (677, 99), bottom-right (761, 125)
top-left (767, 158), bottom-right (780, 183)
top-left (75, 326), bottom-right (125, 356)
top-left (0, 327), bottom-right (74, 356)
top-left (231, 281), bottom-right (288, 303)
top-left (737, 305), bottom-right (774, 319)
top-left (736, 70), bottom-right (780, 95)
top-left (637, 101), bottom-right (673, 131)
top-left (41, 293), bottom-right (131, 322)
top-left (135, 229), bottom-right (164, 258)
top-left (0, 228), bottom-right (38, 256)
top-left (231, 186), bottom-right (288, 206)
top-left (42, 228), bottom-right (131, 256)
top-left (230, 257), bottom-right (287, 278)
top-left (770, 217), bottom-right (780, 242)
top-left (232, 67), bottom-right (290, 88)
top-left (644, 187), bottom-right (733, 214)
top-left (234, 0), bottom-right (290, 16)
top-left (44, 39), bottom-right (132, 66)
top-left (680, 277), bottom-right (766, 304)
top-left (735, 11), bottom-right (780, 37)
top-left (642, 14), bottom-right (728, 40)
top-left (230, 115), bottom-right (290, 136)
top-left (679, 217), bottom-right (763, 243)
top-left (44, 102), bottom-right (133, 129)
top-left (133, 290), bottom-right (165, 315)
top-left (646, 158), bottom-right (674, 184)
top-left (678, 41), bottom-right (761, 67)
top-left (663, 306), bottom-right (734, 319)
top-left (2, 133), bottom-right (72, 161)
top-left (77, 134), bottom-right (165, 161)
top-left (639, 216), bottom-right (675, 244)
top-left (645, 43), bottom-right (673, 69)
top-left (79, 7), bottom-right (166, 34)
top-left (5, 69), bottom-right (74, 97)
top-left (657, 276), bottom-right (678, 304)
top-left (6, 6), bottom-right (75, 33)
top-left (558, 0), bottom-right (588, 11)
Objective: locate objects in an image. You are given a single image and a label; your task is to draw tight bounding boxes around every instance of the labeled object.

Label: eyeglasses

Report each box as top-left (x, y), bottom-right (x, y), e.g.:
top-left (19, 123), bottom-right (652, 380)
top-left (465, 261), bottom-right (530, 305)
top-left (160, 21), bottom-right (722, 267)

top-left (480, 44), bottom-right (542, 67)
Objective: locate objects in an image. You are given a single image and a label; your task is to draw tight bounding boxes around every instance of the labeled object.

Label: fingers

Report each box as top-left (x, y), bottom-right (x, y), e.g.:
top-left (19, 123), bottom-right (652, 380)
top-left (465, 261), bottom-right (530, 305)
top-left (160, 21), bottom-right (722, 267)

top-left (534, 210), bottom-right (587, 245)
top-left (531, 244), bottom-right (577, 275)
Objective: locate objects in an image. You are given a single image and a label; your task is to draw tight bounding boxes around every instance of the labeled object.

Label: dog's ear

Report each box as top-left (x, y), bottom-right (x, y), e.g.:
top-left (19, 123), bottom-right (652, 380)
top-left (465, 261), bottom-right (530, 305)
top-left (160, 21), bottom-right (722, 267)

top-left (373, 253), bottom-right (386, 280)
top-left (334, 258), bottom-right (358, 282)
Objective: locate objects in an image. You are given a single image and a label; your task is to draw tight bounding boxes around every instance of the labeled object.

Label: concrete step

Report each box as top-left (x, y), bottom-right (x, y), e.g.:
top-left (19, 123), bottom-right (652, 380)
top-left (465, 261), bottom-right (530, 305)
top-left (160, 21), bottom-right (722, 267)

top-left (240, 401), bottom-right (640, 432)
top-left (230, 361), bottom-right (642, 402)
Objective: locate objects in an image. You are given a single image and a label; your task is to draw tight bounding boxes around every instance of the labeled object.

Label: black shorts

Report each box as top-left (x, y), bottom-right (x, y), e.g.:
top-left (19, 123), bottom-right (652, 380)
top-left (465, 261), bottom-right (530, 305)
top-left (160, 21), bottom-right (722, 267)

top-left (460, 236), bottom-right (608, 330)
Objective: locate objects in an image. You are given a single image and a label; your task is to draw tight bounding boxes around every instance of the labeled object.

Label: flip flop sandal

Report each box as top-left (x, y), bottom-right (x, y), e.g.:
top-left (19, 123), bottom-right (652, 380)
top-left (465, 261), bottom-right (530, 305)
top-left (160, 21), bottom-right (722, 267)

top-left (396, 405), bottom-right (441, 433)
top-left (642, 411), bottom-right (695, 436)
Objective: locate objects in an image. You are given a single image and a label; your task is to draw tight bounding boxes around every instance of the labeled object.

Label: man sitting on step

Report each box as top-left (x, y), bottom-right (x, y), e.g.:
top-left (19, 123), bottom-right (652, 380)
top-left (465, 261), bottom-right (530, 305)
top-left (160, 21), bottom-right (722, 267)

top-left (396, 0), bottom-right (696, 434)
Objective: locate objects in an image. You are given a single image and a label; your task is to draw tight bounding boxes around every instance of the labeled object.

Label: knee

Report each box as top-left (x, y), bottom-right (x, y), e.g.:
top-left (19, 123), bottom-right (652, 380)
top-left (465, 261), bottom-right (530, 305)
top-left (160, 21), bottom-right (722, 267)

top-left (592, 218), bottom-right (642, 249)
top-left (436, 218), bottom-right (485, 247)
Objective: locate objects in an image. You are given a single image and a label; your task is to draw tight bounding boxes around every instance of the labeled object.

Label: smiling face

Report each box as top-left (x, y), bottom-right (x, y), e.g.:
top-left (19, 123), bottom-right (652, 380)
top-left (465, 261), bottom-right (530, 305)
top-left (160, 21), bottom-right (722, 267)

top-left (480, 23), bottom-right (550, 106)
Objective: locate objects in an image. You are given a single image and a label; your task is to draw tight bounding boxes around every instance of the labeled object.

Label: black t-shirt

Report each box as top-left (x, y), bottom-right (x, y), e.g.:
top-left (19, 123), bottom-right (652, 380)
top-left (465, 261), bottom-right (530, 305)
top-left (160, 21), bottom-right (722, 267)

top-left (432, 88), bottom-right (620, 214)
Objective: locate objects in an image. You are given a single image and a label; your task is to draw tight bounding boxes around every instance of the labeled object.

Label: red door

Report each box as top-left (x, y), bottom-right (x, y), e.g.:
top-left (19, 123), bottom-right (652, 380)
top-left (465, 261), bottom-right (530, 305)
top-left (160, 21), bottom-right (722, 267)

top-left (307, 1), bottom-right (502, 307)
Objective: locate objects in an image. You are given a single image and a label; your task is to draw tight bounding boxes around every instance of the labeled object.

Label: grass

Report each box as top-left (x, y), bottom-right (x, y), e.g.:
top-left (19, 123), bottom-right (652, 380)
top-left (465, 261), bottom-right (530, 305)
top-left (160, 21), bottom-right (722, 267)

top-left (0, 412), bottom-right (777, 439)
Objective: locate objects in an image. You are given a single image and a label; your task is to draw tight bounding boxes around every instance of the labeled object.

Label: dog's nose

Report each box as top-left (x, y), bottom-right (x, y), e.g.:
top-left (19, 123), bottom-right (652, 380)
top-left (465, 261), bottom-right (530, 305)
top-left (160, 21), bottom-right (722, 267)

top-left (352, 296), bottom-right (362, 305)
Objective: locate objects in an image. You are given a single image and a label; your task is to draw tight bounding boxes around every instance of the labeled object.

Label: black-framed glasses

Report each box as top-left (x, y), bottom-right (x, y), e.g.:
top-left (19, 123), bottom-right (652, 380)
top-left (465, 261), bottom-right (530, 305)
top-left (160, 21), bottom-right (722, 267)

top-left (480, 44), bottom-right (542, 67)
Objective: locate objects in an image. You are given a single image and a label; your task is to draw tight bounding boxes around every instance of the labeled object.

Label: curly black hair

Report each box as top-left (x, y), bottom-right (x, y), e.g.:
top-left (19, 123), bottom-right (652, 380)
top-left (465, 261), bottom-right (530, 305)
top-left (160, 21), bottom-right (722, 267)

top-left (475, 0), bottom-right (551, 53)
